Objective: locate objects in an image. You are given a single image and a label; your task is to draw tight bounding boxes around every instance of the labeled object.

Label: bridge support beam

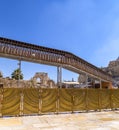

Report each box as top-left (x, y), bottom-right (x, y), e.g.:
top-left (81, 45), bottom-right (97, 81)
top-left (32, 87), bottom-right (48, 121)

top-left (100, 79), bottom-right (102, 89)
top-left (57, 66), bottom-right (62, 88)
top-left (18, 59), bottom-right (21, 87)
top-left (85, 73), bottom-right (88, 88)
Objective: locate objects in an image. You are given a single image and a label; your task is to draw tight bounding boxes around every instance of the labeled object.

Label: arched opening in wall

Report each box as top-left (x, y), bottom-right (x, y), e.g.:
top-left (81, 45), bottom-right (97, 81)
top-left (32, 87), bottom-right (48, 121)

top-left (36, 78), bottom-right (41, 83)
top-left (36, 78), bottom-right (41, 87)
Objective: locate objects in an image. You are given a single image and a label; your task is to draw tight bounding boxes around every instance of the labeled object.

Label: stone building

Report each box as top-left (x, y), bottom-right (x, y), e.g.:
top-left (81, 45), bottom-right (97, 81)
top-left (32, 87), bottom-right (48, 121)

top-left (31, 72), bottom-right (56, 88)
top-left (102, 57), bottom-right (119, 87)
top-left (0, 72), bottom-right (56, 88)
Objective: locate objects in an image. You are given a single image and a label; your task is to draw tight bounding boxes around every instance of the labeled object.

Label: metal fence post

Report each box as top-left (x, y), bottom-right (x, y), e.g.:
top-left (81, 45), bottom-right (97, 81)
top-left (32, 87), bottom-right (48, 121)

top-left (0, 90), bottom-right (3, 117)
top-left (110, 89), bottom-right (113, 110)
top-left (56, 88), bottom-right (59, 114)
top-left (72, 95), bottom-right (75, 113)
top-left (85, 89), bottom-right (88, 112)
top-left (20, 89), bottom-right (24, 116)
top-left (98, 89), bottom-right (101, 112)
top-left (39, 88), bottom-right (42, 114)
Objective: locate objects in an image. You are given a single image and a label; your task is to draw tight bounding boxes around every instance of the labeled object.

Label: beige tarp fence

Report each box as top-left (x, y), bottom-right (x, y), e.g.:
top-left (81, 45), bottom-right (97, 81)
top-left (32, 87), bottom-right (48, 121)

top-left (23, 88), bottom-right (39, 115)
top-left (41, 88), bottom-right (57, 113)
top-left (0, 88), bottom-right (119, 116)
top-left (1, 88), bottom-right (20, 116)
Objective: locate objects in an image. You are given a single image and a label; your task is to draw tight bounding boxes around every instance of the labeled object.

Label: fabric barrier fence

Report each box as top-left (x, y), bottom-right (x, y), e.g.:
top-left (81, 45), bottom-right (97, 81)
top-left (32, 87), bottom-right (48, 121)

top-left (99, 89), bottom-right (111, 109)
top-left (23, 88), bottom-right (39, 115)
top-left (59, 89), bottom-right (73, 112)
top-left (86, 89), bottom-right (99, 111)
top-left (2, 88), bottom-right (20, 116)
top-left (41, 88), bottom-right (57, 113)
top-left (1, 88), bottom-right (119, 116)
top-left (72, 89), bottom-right (86, 111)
top-left (0, 88), bottom-right (3, 115)
top-left (111, 89), bottom-right (119, 109)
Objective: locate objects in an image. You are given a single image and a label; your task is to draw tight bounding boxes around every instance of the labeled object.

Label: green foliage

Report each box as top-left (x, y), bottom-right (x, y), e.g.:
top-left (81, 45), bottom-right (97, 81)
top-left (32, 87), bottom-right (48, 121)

top-left (11, 68), bottom-right (23, 80)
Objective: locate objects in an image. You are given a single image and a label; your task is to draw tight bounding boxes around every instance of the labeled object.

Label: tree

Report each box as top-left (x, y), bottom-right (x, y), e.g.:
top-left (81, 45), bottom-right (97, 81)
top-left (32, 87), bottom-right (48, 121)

top-left (11, 68), bottom-right (23, 80)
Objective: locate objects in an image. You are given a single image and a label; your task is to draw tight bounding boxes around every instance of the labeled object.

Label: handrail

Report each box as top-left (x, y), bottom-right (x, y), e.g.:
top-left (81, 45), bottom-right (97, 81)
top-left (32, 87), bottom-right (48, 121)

top-left (0, 37), bottom-right (112, 82)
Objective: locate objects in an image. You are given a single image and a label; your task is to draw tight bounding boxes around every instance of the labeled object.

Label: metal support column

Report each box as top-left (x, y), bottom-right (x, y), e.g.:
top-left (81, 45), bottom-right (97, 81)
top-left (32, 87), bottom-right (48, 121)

top-left (57, 66), bottom-right (62, 88)
top-left (92, 79), bottom-right (95, 88)
top-left (85, 73), bottom-right (89, 112)
top-left (85, 73), bottom-right (88, 88)
top-left (18, 58), bottom-right (21, 87)
top-left (100, 79), bottom-right (102, 89)
top-left (18, 59), bottom-right (21, 79)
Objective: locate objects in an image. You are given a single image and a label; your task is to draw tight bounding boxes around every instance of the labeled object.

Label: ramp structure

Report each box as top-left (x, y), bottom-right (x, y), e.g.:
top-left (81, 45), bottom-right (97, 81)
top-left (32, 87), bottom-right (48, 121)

top-left (0, 37), bottom-right (112, 88)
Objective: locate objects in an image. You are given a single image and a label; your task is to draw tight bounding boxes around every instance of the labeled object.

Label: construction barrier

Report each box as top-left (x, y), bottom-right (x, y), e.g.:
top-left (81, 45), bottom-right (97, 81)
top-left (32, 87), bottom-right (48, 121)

top-left (23, 88), bottom-right (39, 115)
top-left (1, 88), bottom-right (20, 116)
top-left (41, 88), bottom-right (57, 113)
top-left (0, 88), bottom-right (119, 117)
top-left (86, 89), bottom-right (99, 111)
top-left (112, 89), bottom-right (119, 108)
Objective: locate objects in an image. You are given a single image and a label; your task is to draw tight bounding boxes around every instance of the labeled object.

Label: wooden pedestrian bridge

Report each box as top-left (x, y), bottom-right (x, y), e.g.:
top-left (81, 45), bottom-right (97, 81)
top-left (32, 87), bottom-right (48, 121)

top-left (0, 37), bottom-right (117, 117)
top-left (0, 37), bottom-right (112, 88)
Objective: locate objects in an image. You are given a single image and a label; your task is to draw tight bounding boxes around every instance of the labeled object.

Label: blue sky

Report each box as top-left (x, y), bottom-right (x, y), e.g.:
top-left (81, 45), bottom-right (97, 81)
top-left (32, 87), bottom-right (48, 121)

top-left (0, 0), bottom-right (119, 81)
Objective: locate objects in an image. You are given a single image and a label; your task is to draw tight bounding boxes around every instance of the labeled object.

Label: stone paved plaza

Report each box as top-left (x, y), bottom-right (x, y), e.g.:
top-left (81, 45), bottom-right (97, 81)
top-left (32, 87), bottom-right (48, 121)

top-left (0, 111), bottom-right (119, 130)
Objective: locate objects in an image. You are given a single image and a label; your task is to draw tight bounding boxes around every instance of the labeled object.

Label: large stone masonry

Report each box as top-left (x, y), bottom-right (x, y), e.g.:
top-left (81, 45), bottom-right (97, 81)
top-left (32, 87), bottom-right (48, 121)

top-left (0, 72), bottom-right (56, 88)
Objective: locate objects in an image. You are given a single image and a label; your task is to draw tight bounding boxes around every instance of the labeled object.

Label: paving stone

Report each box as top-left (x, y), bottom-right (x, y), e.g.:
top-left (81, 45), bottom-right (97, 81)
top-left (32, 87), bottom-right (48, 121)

top-left (0, 111), bottom-right (119, 129)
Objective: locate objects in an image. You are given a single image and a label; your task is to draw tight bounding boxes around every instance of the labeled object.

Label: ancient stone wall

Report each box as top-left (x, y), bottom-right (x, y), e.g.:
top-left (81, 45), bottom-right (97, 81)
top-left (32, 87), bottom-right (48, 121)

top-left (0, 72), bottom-right (56, 88)
top-left (102, 57), bottom-right (119, 87)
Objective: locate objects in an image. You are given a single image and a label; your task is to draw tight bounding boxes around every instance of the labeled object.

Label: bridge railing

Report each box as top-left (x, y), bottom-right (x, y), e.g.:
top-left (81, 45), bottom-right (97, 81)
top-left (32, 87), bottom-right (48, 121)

top-left (0, 37), bottom-right (112, 82)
